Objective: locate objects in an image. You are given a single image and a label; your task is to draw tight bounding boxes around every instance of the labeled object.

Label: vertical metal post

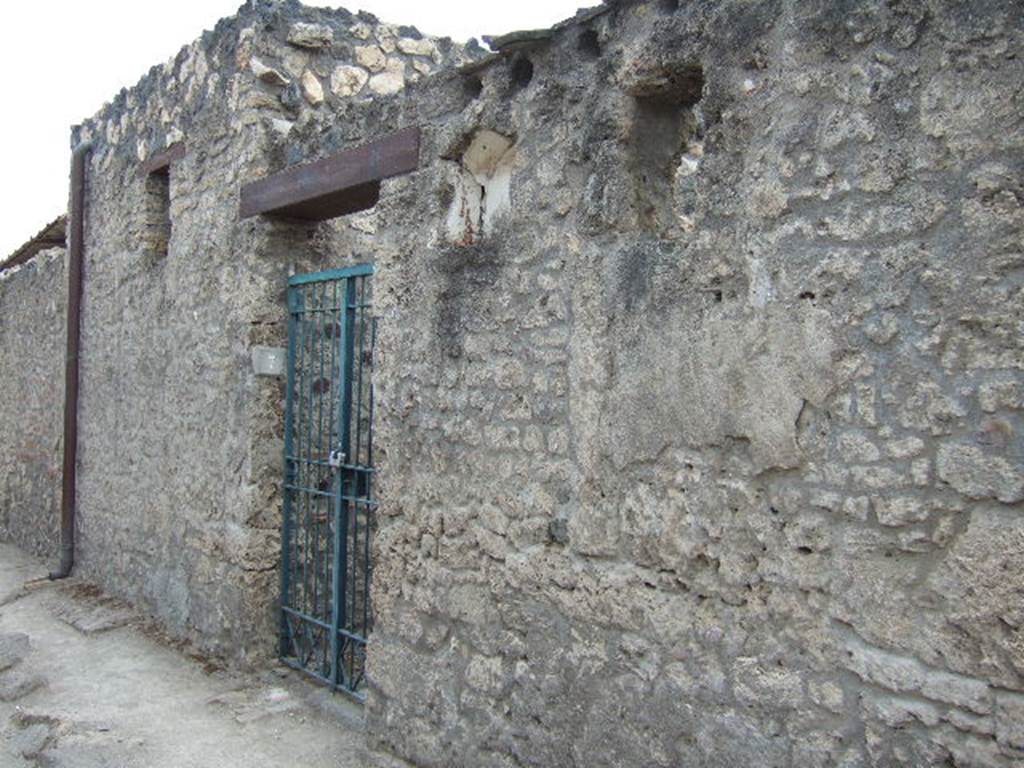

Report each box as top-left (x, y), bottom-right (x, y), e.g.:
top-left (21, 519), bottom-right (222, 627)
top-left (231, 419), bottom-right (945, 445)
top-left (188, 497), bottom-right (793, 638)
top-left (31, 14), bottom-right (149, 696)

top-left (311, 280), bottom-right (327, 669)
top-left (330, 277), bottom-right (357, 687)
top-left (279, 286), bottom-right (301, 656)
top-left (50, 142), bottom-right (93, 581)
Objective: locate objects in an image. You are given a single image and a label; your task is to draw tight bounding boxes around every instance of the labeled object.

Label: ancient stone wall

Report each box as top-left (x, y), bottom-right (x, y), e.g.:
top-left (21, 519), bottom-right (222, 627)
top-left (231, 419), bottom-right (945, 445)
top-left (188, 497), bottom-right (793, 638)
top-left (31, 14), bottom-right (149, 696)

top-left (0, 0), bottom-right (1021, 764)
top-left (64, 0), bottom-right (475, 662)
top-left (0, 249), bottom-right (66, 560)
top-left (268, 0), bottom-right (1022, 765)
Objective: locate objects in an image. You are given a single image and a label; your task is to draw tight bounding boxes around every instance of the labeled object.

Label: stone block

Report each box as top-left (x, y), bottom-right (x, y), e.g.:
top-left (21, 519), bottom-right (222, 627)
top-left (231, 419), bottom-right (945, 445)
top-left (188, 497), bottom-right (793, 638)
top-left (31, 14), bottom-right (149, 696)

top-left (368, 59), bottom-right (405, 96)
top-left (862, 690), bottom-right (940, 728)
top-left (331, 65), bottom-right (368, 97)
top-left (995, 691), bottom-right (1024, 752)
top-left (937, 443), bottom-right (1024, 503)
top-left (300, 71), bottom-right (323, 106)
top-left (396, 38), bottom-right (436, 57)
top-left (287, 22), bottom-right (333, 49)
top-left (844, 637), bottom-right (924, 693)
top-left (355, 45), bottom-right (386, 73)
top-left (250, 57), bottom-right (289, 86)
top-left (920, 668), bottom-right (992, 715)
top-left (874, 495), bottom-right (929, 526)
top-left (733, 657), bottom-right (805, 708)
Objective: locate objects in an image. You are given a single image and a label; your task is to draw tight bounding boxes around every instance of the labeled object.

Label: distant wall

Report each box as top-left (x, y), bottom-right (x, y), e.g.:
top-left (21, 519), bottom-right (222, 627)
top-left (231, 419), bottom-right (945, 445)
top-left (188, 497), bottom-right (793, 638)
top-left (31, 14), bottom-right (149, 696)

top-left (0, 248), bottom-right (66, 560)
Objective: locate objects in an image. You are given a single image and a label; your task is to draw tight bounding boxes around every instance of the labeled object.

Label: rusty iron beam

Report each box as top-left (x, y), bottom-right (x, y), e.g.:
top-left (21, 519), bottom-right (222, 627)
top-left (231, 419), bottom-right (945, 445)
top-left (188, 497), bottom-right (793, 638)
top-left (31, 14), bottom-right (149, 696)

top-left (137, 142), bottom-right (185, 178)
top-left (238, 127), bottom-right (420, 221)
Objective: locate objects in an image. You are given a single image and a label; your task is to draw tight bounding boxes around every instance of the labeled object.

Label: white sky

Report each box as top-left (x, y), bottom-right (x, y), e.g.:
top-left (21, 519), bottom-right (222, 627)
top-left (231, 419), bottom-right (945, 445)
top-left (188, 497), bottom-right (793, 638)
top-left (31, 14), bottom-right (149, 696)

top-left (0, 0), bottom-right (588, 259)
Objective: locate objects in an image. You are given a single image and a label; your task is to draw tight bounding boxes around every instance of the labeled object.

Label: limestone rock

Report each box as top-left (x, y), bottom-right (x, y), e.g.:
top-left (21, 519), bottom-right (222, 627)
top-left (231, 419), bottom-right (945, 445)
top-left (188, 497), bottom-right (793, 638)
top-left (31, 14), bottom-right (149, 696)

top-left (808, 679), bottom-right (845, 714)
top-left (995, 691), bottom-right (1024, 752)
top-left (844, 635), bottom-right (924, 692)
top-left (331, 65), bottom-right (368, 97)
top-left (269, 118), bottom-right (294, 137)
top-left (300, 71), bottom-right (324, 106)
top-left (944, 708), bottom-right (995, 737)
top-left (354, 45), bottom-right (386, 73)
top-left (732, 658), bottom-right (804, 708)
top-left (875, 495), bottom-right (929, 527)
top-left (368, 59), bottom-right (405, 96)
top-left (287, 22), bottom-right (333, 49)
top-left (863, 691), bottom-right (941, 728)
top-left (925, 506), bottom-right (1024, 687)
top-left (396, 37), bottom-right (436, 57)
top-left (920, 668), bottom-right (992, 715)
top-left (978, 380), bottom-right (1023, 412)
top-left (937, 442), bottom-right (1024, 503)
top-left (250, 57), bottom-right (289, 87)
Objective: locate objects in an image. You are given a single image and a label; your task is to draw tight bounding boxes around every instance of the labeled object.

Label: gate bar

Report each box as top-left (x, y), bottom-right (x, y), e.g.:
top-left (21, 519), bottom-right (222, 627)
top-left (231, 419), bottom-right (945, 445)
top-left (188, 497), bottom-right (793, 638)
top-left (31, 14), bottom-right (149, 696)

top-left (289, 263), bottom-right (373, 288)
top-left (330, 278), bottom-right (357, 687)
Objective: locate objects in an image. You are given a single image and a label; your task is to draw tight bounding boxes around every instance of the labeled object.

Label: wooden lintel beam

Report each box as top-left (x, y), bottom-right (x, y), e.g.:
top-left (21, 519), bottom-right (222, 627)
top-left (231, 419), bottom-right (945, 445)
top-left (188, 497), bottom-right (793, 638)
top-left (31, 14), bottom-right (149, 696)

top-left (137, 142), bottom-right (185, 178)
top-left (238, 126), bottom-right (421, 221)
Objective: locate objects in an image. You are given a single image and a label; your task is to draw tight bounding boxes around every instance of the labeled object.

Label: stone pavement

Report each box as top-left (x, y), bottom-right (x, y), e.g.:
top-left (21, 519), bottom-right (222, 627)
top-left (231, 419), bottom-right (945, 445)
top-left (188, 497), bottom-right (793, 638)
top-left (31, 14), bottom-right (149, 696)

top-left (0, 542), bottom-right (406, 767)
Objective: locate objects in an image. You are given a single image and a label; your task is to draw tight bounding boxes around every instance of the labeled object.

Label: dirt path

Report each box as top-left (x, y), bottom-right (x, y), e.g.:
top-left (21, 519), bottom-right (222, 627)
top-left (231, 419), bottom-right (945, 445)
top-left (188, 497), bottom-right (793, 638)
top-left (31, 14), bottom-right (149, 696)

top-left (0, 543), bottom-right (406, 767)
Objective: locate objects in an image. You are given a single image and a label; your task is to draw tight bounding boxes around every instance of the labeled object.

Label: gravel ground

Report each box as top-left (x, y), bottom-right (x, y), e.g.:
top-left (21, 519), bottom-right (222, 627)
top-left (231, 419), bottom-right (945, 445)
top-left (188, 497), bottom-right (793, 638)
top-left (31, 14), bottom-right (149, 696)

top-left (0, 542), bottom-right (407, 768)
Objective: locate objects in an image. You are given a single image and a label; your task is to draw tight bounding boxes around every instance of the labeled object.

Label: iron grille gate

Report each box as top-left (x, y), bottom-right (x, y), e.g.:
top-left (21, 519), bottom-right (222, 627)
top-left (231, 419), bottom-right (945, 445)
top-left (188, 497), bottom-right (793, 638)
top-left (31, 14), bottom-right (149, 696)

top-left (280, 264), bottom-right (376, 699)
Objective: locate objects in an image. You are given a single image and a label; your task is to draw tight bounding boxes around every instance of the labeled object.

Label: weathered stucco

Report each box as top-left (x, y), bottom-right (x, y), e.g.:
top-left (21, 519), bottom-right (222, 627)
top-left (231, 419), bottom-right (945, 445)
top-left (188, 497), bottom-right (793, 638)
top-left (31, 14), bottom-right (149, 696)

top-left (1, 0), bottom-right (1023, 765)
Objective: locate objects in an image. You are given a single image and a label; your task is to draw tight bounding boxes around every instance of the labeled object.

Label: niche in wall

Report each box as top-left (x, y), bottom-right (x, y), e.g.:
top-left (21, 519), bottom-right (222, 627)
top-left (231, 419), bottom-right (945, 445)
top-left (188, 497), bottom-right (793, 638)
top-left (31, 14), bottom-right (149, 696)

top-left (629, 64), bottom-right (705, 235)
top-left (444, 130), bottom-right (517, 246)
top-left (143, 168), bottom-right (171, 260)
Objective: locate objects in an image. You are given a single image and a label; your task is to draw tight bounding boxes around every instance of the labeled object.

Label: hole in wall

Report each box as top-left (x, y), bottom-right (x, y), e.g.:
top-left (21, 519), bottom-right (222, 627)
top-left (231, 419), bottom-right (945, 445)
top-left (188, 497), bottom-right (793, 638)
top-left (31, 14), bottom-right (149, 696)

top-left (630, 63), bottom-right (705, 234)
top-left (143, 169), bottom-right (171, 259)
top-left (577, 29), bottom-right (601, 58)
top-left (462, 74), bottom-right (483, 102)
top-left (660, 0), bottom-right (680, 12)
top-left (444, 130), bottom-right (517, 246)
top-left (667, 65), bottom-right (705, 108)
top-left (510, 56), bottom-right (534, 91)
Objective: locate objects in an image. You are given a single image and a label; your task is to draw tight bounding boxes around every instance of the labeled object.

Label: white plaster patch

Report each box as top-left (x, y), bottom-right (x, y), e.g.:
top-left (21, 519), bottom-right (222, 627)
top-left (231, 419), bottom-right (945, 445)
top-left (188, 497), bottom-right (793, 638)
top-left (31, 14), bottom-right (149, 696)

top-left (445, 130), bottom-right (517, 245)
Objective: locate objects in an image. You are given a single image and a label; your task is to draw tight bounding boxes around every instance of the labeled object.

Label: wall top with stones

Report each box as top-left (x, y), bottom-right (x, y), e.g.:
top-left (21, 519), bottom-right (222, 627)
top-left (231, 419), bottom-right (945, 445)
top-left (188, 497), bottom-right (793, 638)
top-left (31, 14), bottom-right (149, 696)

top-left (69, 0), bottom-right (488, 176)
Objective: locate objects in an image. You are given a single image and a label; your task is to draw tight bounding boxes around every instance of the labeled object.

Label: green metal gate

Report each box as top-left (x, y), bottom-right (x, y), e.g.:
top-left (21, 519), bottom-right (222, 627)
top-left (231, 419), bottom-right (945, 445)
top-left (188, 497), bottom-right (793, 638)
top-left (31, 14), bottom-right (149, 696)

top-left (280, 264), bottom-right (376, 699)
